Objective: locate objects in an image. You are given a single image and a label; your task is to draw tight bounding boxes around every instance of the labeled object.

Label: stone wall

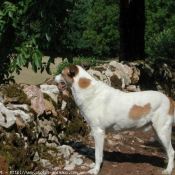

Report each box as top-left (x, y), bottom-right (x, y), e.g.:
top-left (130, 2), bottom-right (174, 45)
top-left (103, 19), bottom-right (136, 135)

top-left (0, 60), bottom-right (175, 172)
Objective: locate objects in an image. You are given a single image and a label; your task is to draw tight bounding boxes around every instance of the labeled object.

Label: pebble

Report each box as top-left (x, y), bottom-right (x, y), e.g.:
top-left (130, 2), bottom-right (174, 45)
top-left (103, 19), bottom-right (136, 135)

top-left (33, 151), bottom-right (40, 162)
top-left (80, 165), bottom-right (89, 170)
top-left (136, 137), bottom-right (144, 143)
top-left (149, 137), bottom-right (157, 143)
top-left (63, 163), bottom-right (75, 171)
top-left (72, 157), bottom-right (83, 166)
top-left (113, 134), bottom-right (122, 140)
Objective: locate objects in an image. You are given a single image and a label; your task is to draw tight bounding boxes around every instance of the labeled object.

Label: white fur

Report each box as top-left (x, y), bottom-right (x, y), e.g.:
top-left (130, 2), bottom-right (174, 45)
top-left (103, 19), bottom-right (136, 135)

top-left (55, 65), bottom-right (175, 174)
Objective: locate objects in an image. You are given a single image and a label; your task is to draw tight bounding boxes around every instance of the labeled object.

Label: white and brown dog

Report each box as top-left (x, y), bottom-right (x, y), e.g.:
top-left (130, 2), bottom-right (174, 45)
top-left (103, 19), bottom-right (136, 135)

top-left (55, 65), bottom-right (175, 174)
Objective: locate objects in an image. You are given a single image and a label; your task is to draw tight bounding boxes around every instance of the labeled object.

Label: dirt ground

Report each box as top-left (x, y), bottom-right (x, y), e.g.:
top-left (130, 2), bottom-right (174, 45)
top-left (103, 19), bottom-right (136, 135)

top-left (72, 129), bottom-right (175, 175)
top-left (13, 56), bottom-right (62, 85)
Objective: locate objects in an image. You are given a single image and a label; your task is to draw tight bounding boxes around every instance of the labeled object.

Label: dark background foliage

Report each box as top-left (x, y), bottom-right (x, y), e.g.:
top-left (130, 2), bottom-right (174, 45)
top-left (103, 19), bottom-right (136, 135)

top-left (1, 0), bottom-right (175, 83)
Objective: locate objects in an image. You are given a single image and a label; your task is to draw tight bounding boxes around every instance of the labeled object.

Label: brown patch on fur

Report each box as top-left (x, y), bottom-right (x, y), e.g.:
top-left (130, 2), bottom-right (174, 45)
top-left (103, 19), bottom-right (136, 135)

top-left (62, 67), bottom-right (74, 84)
top-left (68, 65), bottom-right (79, 77)
top-left (78, 78), bottom-right (91, 89)
top-left (62, 66), bottom-right (79, 85)
top-left (129, 103), bottom-right (151, 120)
top-left (168, 97), bottom-right (175, 116)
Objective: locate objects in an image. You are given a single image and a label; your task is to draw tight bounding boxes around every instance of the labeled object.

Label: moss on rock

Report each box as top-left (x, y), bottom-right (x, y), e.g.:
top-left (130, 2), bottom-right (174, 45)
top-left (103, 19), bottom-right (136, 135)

top-left (3, 84), bottom-right (29, 104)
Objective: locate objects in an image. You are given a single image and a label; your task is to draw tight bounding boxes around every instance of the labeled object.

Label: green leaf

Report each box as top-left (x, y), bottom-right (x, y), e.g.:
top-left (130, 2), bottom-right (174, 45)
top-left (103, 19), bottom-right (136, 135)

top-left (17, 54), bottom-right (25, 66)
top-left (32, 52), bottom-right (42, 68)
top-left (8, 11), bottom-right (13, 17)
top-left (32, 60), bottom-right (37, 73)
top-left (45, 32), bottom-right (51, 42)
top-left (12, 19), bottom-right (17, 28)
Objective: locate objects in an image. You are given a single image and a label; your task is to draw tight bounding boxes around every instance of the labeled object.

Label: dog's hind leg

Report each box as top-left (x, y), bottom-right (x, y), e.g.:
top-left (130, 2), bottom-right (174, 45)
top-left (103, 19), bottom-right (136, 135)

top-left (152, 118), bottom-right (174, 174)
top-left (88, 127), bottom-right (105, 174)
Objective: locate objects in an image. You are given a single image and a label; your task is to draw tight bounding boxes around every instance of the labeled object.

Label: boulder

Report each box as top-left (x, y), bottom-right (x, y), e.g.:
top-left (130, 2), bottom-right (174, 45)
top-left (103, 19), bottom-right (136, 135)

top-left (57, 145), bottom-right (74, 159)
top-left (131, 67), bottom-right (140, 84)
top-left (23, 85), bottom-right (45, 117)
top-left (44, 99), bottom-right (57, 116)
top-left (13, 109), bottom-right (30, 123)
top-left (40, 85), bottom-right (59, 103)
top-left (0, 102), bottom-right (16, 128)
top-left (109, 61), bottom-right (132, 88)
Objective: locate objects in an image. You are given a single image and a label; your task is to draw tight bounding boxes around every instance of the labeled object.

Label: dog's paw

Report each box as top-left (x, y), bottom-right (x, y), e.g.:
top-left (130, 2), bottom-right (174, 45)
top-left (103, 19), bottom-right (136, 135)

top-left (88, 168), bottom-right (100, 174)
top-left (162, 169), bottom-right (172, 174)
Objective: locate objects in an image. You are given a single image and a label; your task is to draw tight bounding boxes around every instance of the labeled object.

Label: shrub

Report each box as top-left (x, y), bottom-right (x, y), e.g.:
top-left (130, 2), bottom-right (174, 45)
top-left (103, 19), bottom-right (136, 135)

top-left (146, 28), bottom-right (175, 62)
top-left (55, 57), bottom-right (98, 74)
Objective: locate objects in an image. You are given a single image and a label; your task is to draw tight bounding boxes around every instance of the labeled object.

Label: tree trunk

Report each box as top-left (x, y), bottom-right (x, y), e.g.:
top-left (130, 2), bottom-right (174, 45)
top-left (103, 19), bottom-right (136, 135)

top-left (119, 0), bottom-right (145, 62)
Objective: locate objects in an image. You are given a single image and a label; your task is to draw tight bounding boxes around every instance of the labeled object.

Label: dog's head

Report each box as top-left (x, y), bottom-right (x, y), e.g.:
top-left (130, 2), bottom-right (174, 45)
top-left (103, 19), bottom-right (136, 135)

top-left (54, 65), bottom-right (92, 91)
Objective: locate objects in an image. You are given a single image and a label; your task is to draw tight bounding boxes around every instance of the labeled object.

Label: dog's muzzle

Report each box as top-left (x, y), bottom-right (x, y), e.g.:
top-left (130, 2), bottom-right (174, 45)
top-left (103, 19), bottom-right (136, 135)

top-left (54, 75), bottom-right (67, 91)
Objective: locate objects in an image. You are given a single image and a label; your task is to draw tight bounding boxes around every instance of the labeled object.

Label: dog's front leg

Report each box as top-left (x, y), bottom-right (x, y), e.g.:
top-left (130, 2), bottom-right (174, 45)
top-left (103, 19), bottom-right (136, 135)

top-left (88, 128), bottom-right (105, 174)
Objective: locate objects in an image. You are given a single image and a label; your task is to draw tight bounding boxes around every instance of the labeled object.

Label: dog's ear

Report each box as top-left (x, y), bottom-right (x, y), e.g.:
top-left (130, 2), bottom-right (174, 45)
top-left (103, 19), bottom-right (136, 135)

top-left (67, 65), bottom-right (78, 78)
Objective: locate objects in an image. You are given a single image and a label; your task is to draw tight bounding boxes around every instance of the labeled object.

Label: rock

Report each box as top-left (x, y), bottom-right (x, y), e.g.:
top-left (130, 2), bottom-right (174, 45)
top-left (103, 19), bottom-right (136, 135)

top-left (61, 100), bottom-right (67, 110)
top-left (62, 89), bottom-right (70, 97)
top-left (87, 69), bottom-right (104, 81)
top-left (33, 151), bottom-right (40, 162)
top-left (149, 137), bottom-right (157, 143)
top-left (70, 155), bottom-right (83, 165)
top-left (64, 163), bottom-right (75, 171)
top-left (57, 145), bottom-right (74, 159)
top-left (15, 118), bottom-right (25, 129)
top-left (38, 138), bottom-right (47, 144)
top-left (131, 67), bottom-right (140, 84)
top-left (39, 159), bottom-right (52, 168)
top-left (131, 147), bottom-right (135, 151)
top-left (48, 150), bottom-right (57, 157)
top-left (44, 99), bottom-right (57, 116)
top-left (51, 135), bottom-right (60, 145)
top-left (126, 85), bottom-right (137, 92)
top-left (107, 139), bottom-right (116, 146)
top-left (109, 61), bottom-right (132, 87)
top-left (136, 137), bottom-right (144, 143)
top-left (113, 134), bottom-right (123, 140)
top-left (52, 166), bottom-right (60, 171)
top-left (13, 109), bottom-right (30, 123)
top-left (88, 67), bottom-right (111, 86)
top-left (37, 118), bottom-right (53, 137)
top-left (0, 102), bottom-right (16, 128)
top-left (23, 85), bottom-right (45, 117)
top-left (7, 104), bottom-right (29, 111)
top-left (40, 84), bottom-right (59, 103)
top-left (104, 68), bottom-right (113, 77)
top-left (45, 142), bottom-right (58, 148)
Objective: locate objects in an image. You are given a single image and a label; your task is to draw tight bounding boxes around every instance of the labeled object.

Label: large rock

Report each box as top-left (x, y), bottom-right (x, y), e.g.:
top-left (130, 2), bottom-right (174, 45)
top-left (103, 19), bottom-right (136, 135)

top-left (13, 109), bottom-right (30, 123)
top-left (40, 85), bottom-right (59, 103)
top-left (44, 99), bottom-right (57, 116)
top-left (23, 85), bottom-right (45, 117)
top-left (0, 102), bottom-right (16, 128)
top-left (109, 61), bottom-right (132, 88)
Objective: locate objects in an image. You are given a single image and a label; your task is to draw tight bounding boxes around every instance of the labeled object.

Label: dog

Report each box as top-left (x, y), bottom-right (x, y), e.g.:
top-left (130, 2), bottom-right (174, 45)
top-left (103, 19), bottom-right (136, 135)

top-left (55, 65), bottom-right (175, 174)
